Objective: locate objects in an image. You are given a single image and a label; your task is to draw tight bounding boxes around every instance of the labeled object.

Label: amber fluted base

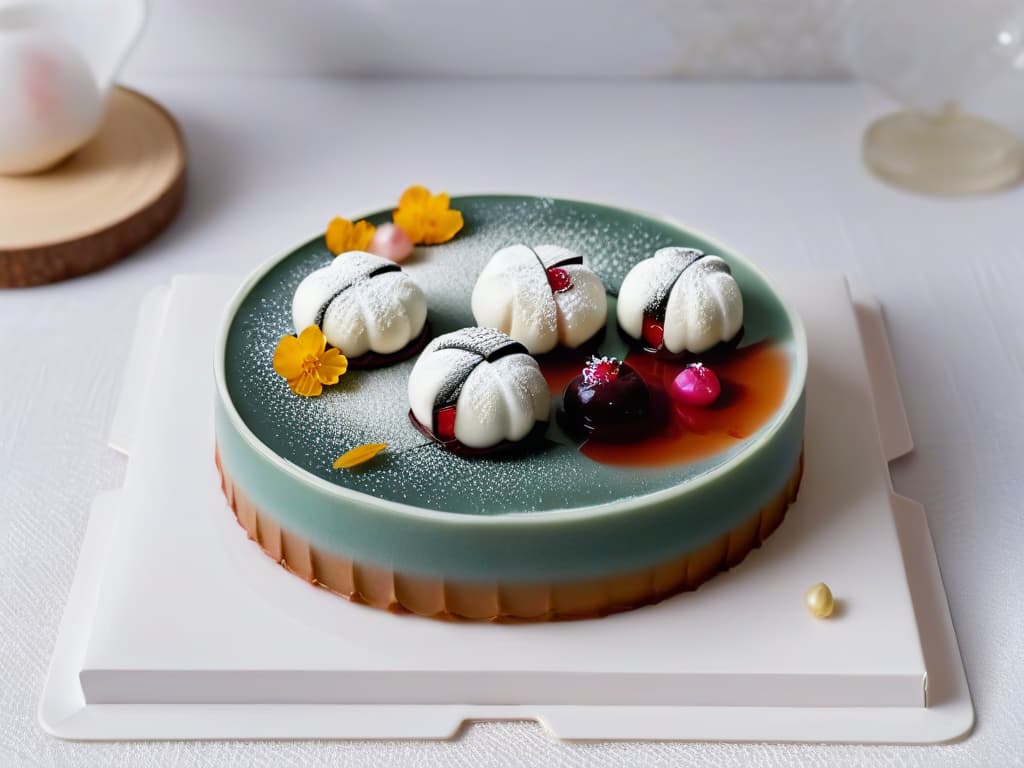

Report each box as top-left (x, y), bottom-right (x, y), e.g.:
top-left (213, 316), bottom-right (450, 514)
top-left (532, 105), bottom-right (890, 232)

top-left (216, 449), bottom-right (803, 622)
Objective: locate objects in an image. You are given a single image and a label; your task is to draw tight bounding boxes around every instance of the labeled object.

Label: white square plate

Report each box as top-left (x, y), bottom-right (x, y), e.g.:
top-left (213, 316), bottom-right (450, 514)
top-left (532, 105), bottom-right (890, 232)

top-left (39, 274), bottom-right (973, 743)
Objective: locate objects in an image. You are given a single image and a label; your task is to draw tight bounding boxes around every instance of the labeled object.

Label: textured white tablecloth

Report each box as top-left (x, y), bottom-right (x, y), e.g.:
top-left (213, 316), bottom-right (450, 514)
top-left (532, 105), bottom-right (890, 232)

top-left (1, 79), bottom-right (1022, 767)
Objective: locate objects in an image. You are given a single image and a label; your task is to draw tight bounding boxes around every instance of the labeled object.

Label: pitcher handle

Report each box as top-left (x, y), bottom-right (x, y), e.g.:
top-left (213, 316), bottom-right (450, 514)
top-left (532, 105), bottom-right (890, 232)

top-left (71, 0), bottom-right (148, 95)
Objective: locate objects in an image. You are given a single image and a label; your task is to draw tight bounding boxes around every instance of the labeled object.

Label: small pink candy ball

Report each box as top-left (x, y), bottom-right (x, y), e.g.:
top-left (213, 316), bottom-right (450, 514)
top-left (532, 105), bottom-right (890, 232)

top-left (369, 223), bottom-right (414, 262)
top-left (671, 363), bottom-right (721, 408)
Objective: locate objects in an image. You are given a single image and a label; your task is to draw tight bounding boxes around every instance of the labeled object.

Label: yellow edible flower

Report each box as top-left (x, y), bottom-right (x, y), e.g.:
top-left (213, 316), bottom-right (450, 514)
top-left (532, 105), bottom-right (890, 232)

top-left (273, 326), bottom-right (348, 397)
top-left (333, 442), bottom-right (388, 469)
top-left (392, 185), bottom-right (464, 245)
top-left (326, 217), bottom-right (376, 255)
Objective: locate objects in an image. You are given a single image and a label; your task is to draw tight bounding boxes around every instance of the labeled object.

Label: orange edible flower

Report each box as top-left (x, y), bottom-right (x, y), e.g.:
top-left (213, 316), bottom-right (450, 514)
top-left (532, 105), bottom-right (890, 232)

top-left (273, 326), bottom-right (348, 397)
top-left (392, 185), bottom-right (463, 245)
top-left (333, 442), bottom-right (388, 469)
top-left (326, 216), bottom-right (376, 255)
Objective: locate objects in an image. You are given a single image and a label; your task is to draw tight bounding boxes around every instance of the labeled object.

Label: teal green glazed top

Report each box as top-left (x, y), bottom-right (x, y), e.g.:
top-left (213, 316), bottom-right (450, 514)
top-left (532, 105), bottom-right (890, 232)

top-left (219, 196), bottom-right (804, 519)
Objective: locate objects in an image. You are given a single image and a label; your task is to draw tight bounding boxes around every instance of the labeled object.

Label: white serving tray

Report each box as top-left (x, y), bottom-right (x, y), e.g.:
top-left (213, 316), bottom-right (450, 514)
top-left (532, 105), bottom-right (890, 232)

top-left (39, 274), bottom-right (973, 743)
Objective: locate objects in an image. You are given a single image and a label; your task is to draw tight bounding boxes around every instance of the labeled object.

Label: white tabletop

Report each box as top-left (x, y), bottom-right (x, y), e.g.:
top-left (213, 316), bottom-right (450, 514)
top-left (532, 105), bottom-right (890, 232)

top-left (1, 78), bottom-right (1021, 767)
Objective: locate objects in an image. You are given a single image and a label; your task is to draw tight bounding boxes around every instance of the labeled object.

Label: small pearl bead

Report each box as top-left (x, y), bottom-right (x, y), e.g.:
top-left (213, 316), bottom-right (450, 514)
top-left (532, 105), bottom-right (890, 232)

top-left (804, 582), bottom-right (835, 619)
top-left (369, 223), bottom-right (414, 262)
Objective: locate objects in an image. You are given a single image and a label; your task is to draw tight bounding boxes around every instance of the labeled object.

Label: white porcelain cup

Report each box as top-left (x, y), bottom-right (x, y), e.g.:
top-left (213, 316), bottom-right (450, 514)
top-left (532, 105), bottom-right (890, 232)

top-left (0, 0), bottom-right (147, 176)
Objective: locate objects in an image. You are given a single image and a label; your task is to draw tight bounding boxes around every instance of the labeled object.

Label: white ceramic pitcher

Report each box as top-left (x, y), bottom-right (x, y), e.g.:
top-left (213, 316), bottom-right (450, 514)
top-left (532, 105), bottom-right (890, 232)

top-left (0, 0), bottom-right (146, 175)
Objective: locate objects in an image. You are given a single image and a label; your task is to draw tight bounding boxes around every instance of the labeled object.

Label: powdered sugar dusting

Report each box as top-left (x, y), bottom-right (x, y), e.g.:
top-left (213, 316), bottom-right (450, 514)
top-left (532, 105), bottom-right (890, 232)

top-left (509, 258), bottom-right (558, 336)
top-left (224, 196), bottom-right (782, 515)
top-left (294, 253), bottom-right (426, 357)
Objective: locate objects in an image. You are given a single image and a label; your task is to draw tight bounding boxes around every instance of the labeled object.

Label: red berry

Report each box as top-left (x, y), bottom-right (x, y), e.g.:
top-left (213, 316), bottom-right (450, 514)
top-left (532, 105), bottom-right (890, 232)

top-left (670, 363), bottom-right (721, 408)
top-left (562, 359), bottom-right (651, 441)
top-left (583, 356), bottom-right (620, 384)
top-left (546, 267), bottom-right (573, 293)
top-left (642, 316), bottom-right (664, 348)
top-left (435, 406), bottom-right (457, 440)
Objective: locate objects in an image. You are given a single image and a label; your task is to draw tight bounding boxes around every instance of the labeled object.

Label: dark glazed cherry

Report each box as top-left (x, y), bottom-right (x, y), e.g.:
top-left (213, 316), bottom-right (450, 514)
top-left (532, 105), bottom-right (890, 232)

top-left (561, 357), bottom-right (651, 441)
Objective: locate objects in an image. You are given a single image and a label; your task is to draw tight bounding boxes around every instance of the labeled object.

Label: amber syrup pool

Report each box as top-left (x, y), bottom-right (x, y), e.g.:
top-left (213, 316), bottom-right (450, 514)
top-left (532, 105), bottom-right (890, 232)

top-left (540, 341), bottom-right (790, 467)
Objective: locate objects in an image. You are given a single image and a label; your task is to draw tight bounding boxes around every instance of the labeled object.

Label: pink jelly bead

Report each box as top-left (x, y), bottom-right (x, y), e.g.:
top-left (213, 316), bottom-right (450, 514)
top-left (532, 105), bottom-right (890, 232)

top-left (671, 363), bottom-right (721, 408)
top-left (369, 223), bottom-right (414, 262)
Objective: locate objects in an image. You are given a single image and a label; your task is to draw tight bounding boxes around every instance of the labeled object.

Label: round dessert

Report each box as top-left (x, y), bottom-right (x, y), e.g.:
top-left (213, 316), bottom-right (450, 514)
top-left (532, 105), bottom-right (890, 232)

top-left (561, 356), bottom-right (651, 441)
top-left (471, 243), bottom-right (607, 355)
top-left (215, 195), bottom-right (806, 621)
top-left (617, 246), bottom-right (743, 355)
top-left (292, 250), bottom-right (428, 367)
top-left (408, 327), bottom-right (551, 451)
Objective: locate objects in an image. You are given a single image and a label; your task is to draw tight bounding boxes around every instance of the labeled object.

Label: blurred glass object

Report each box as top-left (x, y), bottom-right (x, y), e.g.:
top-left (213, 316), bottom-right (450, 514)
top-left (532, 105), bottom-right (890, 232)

top-left (843, 0), bottom-right (1024, 195)
top-left (0, 0), bottom-right (146, 175)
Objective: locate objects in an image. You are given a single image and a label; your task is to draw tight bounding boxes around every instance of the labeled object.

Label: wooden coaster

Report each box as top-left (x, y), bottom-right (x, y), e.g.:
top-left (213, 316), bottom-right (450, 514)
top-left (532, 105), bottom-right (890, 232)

top-left (0, 87), bottom-right (186, 288)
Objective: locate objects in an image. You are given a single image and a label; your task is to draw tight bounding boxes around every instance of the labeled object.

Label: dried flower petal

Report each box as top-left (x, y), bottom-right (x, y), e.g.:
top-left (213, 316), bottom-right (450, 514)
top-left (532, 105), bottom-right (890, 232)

top-left (326, 217), bottom-right (376, 255)
top-left (298, 324), bottom-right (327, 356)
top-left (291, 372), bottom-right (323, 397)
top-left (333, 442), bottom-right (388, 469)
top-left (272, 334), bottom-right (306, 380)
top-left (317, 347), bottom-right (348, 384)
